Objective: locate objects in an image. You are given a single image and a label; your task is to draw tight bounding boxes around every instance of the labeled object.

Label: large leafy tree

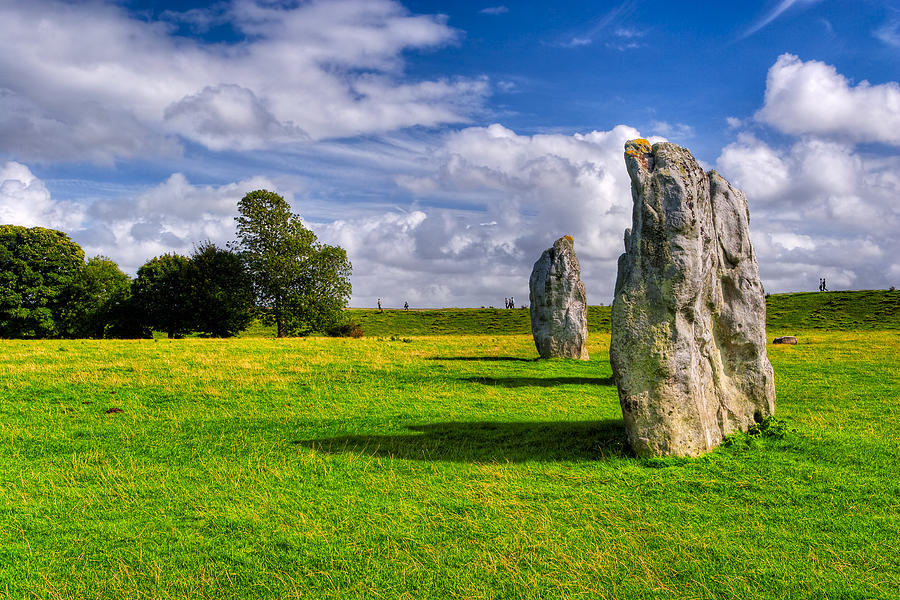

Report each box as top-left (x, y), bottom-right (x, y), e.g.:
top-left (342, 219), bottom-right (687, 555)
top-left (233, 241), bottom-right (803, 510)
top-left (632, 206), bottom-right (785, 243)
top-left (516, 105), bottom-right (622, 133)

top-left (0, 225), bottom-right (85, 339)
top-left (235, 190), bottom-right (351, 337)
top-left (63, 255), bottom-right (134, 338)
top-left (131, 253), bottom-right (193, 339)
top-left (189, 242), bottom-right (253, 337)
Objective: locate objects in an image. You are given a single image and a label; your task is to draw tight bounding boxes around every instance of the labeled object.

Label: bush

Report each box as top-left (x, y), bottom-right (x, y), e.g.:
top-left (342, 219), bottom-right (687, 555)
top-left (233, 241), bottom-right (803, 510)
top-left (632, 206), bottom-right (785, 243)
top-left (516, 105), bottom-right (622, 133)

top-left (326, 322), bottom-right (364, 338)
top-left (723, 416), bottom-right (792, 449)
top-left (747, 416), bottom-right (790, 439)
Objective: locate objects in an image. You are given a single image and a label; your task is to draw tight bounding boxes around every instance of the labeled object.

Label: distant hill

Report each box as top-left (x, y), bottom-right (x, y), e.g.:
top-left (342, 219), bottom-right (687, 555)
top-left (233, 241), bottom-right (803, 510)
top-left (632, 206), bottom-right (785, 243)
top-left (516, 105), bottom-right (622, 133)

top-left (765, 290), bottom-right (900, 332)
top-left (344, 290), bottom-right (899, 337)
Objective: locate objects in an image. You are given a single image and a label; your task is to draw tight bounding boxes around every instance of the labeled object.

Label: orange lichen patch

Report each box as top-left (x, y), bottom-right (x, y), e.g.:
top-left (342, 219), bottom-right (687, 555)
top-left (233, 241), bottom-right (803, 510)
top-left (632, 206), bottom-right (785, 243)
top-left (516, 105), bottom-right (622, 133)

top-left (563, 235), bottom-right (574, 242)
top-left (624, 138), bottom-right (652, 157)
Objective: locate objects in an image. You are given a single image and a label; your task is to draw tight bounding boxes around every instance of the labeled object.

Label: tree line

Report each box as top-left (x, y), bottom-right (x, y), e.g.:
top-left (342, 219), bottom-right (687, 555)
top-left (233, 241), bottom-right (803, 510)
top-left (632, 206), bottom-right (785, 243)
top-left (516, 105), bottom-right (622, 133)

top-left (0, 190), bottom-right (351, 339)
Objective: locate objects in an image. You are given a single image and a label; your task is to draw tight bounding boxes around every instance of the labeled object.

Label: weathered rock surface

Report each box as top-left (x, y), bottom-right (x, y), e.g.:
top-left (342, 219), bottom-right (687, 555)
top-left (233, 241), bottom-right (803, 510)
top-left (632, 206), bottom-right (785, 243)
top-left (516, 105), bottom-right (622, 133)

top-left (529, 236), bottom-right (589, 360)
top-left (610, 139), bottom-right (775, 457)
top-left (773, 336), bottom-right (798, 345)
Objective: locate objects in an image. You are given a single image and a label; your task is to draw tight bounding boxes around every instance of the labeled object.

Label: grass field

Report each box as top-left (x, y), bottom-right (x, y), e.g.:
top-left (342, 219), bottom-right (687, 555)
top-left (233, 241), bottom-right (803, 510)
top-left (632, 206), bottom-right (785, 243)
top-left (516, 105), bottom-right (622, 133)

top-left (1, 291), bottom-right (898, 598)
top-left (333, 290), bottom-right (899, 338)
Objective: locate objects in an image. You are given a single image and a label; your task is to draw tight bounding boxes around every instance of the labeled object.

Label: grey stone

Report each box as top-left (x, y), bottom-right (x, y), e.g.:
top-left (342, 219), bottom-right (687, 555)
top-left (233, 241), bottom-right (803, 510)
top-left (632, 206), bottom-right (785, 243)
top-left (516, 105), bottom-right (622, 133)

top-left (610, 139), bottom-right (776, 457)
top-left (773, 336), bottom-right (798, 345)
top-left (529, 236), bottom-right (589, 360)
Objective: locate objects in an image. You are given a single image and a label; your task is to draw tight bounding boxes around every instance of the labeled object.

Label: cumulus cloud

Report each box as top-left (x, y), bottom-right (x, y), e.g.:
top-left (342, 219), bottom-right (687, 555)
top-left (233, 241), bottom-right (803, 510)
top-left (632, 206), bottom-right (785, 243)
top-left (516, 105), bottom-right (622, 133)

top-left (325, 106), bottom-right (900, 306)
top-left (0, 162), bottom-right (84, 230)
top-left (720, 55), bottom-right (900, 292)
top-left (717, 135), bottom-right (900, 292)
top-left (317, 124), bottom-right (657, 307)
top-left (0, 0), bottom-right (487, 161)
top-left (756, 54), bottom-right (900, 146)
top-left (90, 173), bottom-right (287, 272)
top-left (163, 84), bottom-right (308, 151)
top-left (1, 163), bottom-right (282, 273)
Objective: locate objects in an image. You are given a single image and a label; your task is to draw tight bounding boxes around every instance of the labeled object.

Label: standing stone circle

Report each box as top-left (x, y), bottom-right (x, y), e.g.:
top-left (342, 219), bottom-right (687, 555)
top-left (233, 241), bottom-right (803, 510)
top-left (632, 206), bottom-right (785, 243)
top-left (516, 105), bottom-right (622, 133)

top-left (529, 236), bottom-right (589, 360)
top-left (610, 139), bottom-right (776, 457)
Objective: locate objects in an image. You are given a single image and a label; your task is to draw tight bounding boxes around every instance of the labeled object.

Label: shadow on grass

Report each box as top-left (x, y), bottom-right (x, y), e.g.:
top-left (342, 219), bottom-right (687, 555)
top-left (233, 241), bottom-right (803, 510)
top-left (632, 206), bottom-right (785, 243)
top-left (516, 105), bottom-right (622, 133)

top-left (464, 376), bottom-right (615, 388)
top-left (292, 419), bottom-right (630, 462)
top-left (431, 356), bottom-right (537, 362)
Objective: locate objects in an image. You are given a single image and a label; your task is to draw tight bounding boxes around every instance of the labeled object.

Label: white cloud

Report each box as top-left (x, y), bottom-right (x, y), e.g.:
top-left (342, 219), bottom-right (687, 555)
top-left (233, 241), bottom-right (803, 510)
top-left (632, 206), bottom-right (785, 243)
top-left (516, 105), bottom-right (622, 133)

top-left (755, 54), bottom-right (900, 146)
top-left (2, 164), bottom-right (283, 274)
top-left (91, 173), bottom-right (284, 272)
top-left (874, 18), bottom-right (900, 47)
top-left (741, 0), bottom-right (823, 38)
top-left (716, 135), bottom-right (900, 292)
top-left (717, 133), bottom-right (791, 202)
top-left (605, 26), bottom-right (646, 51)
top-left (480, 6), bottom-right (509, 16)
top-left (564, 37), bottom-right (593, 48)
top-left (163, 84), bottom-right (308, 151)
top-left (314, 124), bottom-right (656, 306)
top-left (0, 0), bottom-right (487, 161)
top-left (650, 121), bottom-right (694, 140)
top-left (726, 55), bottom-right (900, 293)
top-left (0, 162), bottom-right (84, 230)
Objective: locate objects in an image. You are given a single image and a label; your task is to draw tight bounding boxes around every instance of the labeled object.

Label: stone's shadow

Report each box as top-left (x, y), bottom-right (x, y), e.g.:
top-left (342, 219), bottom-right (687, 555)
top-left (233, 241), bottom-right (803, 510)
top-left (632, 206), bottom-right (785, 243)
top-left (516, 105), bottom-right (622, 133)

top-left (464, 376), bottom-right (615, 388)
top-left (430, 356), bottom-right (537, 362)
top-left (292, 419), bottom-right (630, 463)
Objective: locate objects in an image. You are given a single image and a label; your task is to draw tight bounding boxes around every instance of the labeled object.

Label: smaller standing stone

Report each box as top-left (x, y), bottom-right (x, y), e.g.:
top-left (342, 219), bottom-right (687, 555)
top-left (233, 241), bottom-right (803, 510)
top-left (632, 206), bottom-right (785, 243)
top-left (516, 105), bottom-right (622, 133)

top-left (773, 336), bottom-right (798, 345)
top-left (529, 236), bottom-right (589, 360)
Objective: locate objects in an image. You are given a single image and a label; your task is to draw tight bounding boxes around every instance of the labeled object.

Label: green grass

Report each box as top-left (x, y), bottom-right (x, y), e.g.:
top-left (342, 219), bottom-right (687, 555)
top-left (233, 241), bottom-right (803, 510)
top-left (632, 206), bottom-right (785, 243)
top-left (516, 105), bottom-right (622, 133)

top-left (1, 328), bottom-right (898, 598)
top-left (341, 305), bottom-right (611, 338)
top-left (766, 289), bottom-right (900, 331)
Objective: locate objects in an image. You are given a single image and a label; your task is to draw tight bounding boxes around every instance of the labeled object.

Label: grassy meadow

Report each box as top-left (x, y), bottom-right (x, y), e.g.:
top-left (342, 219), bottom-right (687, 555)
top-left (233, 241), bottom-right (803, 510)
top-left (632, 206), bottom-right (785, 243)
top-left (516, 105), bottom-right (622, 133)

top-left (1, 291), bottom-right (898, 598)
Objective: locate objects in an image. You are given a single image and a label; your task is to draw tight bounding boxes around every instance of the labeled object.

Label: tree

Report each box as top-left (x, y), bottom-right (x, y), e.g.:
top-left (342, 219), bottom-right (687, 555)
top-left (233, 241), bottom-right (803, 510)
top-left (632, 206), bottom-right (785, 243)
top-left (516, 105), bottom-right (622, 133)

top-left (131, 253), bottom-right (193, 338)
top-left (234, 190), bottom-right (351, 337)
top-left (0, 225), bottom-right (85, 339)
top-left (63, 255), bottom-right (134, 338)
top-left (189, 242), bottom-right (253, 337)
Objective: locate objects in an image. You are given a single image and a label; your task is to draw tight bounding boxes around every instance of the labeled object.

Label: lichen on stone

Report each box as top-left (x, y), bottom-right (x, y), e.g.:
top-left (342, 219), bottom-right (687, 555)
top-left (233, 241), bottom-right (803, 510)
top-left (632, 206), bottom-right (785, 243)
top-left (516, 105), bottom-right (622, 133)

top-left (624, 138), bottom-right (652, 157)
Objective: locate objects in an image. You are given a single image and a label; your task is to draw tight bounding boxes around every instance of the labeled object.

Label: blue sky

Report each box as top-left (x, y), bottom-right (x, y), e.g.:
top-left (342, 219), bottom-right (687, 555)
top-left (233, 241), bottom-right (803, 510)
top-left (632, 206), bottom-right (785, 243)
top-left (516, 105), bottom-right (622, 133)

top-left (1, 0), bottom-right (898, 307)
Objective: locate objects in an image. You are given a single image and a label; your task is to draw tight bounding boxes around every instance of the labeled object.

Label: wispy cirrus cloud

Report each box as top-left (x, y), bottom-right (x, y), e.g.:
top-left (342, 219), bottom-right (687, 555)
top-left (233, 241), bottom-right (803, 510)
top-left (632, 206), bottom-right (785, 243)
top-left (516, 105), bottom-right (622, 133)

top-left (874, 18), bottom-right (900, 47)
top-left (740, 0), bottom-right (823, 38)
top-left (558, 0), bottom-right (639, 48)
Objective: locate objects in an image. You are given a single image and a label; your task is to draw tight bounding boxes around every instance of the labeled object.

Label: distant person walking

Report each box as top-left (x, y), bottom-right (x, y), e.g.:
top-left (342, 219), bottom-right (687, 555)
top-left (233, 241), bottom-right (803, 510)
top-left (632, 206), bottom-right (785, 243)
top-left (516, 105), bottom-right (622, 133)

top-left (504, 297), bottom-right (509, 309)
top-left (404, 301), bottom-right (409, 310)
top-left (377, 298), bottom-right (382, 312)
top-left (822, 278), bottom-right (827, 291)
top-left (818, 278), bottom-right (824, 292)
top-left (509, 296), bottom-right (515, 309)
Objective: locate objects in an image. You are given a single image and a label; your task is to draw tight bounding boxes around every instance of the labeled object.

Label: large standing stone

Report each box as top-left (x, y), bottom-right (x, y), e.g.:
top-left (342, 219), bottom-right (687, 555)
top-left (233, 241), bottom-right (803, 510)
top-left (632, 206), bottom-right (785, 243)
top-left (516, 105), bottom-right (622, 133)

top-left (610, 139), bottom-right (775, 457)
top-left (529, 236), bottom-right (589, 360)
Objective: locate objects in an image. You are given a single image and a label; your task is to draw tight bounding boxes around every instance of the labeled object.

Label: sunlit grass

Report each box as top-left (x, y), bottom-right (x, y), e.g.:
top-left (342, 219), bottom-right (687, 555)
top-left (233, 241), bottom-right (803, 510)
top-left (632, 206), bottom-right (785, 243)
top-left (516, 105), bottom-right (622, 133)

top-left (1, 328), bottom-right (898, 598)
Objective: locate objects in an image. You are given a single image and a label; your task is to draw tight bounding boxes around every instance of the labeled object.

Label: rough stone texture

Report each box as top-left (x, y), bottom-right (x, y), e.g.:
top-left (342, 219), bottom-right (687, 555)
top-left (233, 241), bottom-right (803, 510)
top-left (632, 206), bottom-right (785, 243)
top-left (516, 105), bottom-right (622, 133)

top-left (529, 236), bottom-right (589, 360)
top-left (773, 336), bottom-right (798, 345)
top-left (610, 139), bottom-right (775, 457)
